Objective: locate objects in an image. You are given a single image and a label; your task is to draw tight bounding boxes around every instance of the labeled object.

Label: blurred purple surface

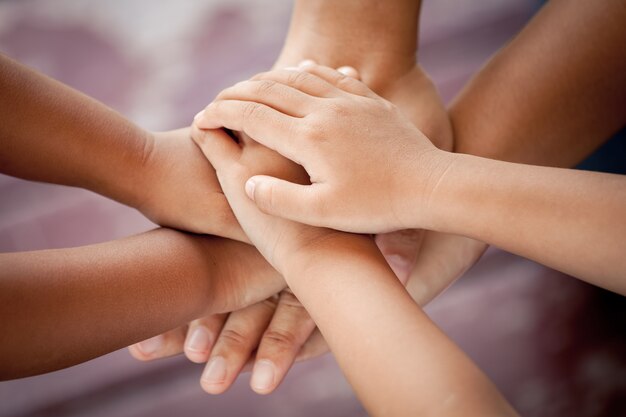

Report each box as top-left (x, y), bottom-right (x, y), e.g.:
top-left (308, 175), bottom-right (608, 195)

top-left (0, 1), bottom-right (624, 416)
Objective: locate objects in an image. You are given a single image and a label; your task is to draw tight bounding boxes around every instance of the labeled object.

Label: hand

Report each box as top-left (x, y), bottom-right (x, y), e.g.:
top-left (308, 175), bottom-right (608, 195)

top-left (194, 64), bottom-right (455, 234)
top-left (136, 128), bottom-right (246, 241)
top-left (129, 288), bottom-right (329, 395)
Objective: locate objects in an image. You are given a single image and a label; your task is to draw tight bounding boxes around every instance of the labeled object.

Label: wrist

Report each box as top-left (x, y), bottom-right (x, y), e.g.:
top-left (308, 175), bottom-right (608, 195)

top-left (276, 1), bottom-right (419, 92)
top-left (399, 148), bottom-right (461, 231)
top-left (280, 232), bottom-right (379, 286)
top-left (84, 126), bottom-right (154, 211)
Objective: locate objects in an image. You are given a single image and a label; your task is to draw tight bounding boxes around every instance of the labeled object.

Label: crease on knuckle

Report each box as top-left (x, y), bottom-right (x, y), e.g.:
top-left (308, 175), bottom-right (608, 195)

top-left (218, 328), bottom-right (248, 347)
top-left (286, 70), bottom-right (311, 88)
top-left (253, 79), bottom-right (277, 96)
top-left (297, 118), bottom-right (322, 142)
top-left (262, 328), bottom-right (299, 350)
top-left (241, 103), bottom-right (265, 134)
top-left (279, 290), bottom-right (304, 308)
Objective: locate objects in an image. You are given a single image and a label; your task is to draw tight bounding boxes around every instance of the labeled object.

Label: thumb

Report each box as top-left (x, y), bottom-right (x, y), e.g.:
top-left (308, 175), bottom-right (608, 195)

top-left (191, 125), bottom-right (240, 171)
top-left (245, 175), bottom-right (323, 225)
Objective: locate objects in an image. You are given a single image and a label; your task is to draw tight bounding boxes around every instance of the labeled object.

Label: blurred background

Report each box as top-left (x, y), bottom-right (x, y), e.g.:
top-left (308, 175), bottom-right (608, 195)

top-left (0, 0), bottom-right (624, 416)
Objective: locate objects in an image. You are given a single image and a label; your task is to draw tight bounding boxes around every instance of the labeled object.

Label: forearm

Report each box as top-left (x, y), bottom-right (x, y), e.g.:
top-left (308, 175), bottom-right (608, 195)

top-left (0, 229), bottom-right (279, 379)
top-left (0, 54), bottom-right (149, 208)
top-left (277, 0), bottom-right (420, 89)
top-left (450, 0), bottom-right (626, 166)
top-left (283, 235), bottom-right (515, 416)
top-left (424, 153), bottom-right (626, 292)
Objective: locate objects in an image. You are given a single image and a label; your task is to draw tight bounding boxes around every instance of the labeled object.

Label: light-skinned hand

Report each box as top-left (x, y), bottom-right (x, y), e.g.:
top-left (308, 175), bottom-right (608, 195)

top-left (194, 63), bottom-right (454, 234)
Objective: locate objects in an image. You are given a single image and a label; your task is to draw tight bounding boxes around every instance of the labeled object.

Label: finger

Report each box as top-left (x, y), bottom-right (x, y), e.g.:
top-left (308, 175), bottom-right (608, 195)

top-left (250, 289), bottom-right (317, 394)
top-left (215, 79), bottom-right (318, 118)
top-left (195, 101), bottom-right (302, 163)
top-left (245, 175), bottom-right (329, 227)
top-left (294, 328), bottom-right (330, 362)
top-left (298, 63), bottom-right (376, 98)
top-left (375, 229), bottom-right (425, 286)
top-left (128, 326), bottom-right (187, 361)
top-left (184, 313), bottom-right (228, 363)
top-left (336, 65), bottom-right (361, 80)
top-left (406, 232), bottom-right (488, 306)
top-left (190, 124), bottom-right (241, 171)
top-left (251, 68), bottom-right (343, 98)
top-left (200, 298), bottom-right (277, 394)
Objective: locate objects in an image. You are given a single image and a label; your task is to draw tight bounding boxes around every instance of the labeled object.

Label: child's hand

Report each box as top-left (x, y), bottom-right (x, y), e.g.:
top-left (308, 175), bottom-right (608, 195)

top-left (194, 64), bottom-right (455, 234)
top-left (190, 126), bottom-right (349, 274)
top-left (137, 128), bottom-right (246, 241)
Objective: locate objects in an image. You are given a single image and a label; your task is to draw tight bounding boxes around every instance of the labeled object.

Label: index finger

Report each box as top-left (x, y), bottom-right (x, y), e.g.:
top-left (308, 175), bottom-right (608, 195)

top-left (195, 100), bottom-right (306, 164)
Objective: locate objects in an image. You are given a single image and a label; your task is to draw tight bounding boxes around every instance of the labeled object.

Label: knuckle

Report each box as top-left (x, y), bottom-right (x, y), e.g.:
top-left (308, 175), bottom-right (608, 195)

top-left (326, 100), bottom-right (349, 117)
top-left (286, 70), bottom-right (311, 87)
top-left (381, 98), bottom-right (397, 113)
top-left (218, 328), bottom-right (248, 347)
top-left (242, 102), bottom-right (264, 121)
top-left (261, 294), bottom-right (280, 310)
top-left (297, 118), bottom-right (323, 142)
top-left (253, 79), bottom-right (277, 96)
top-left (262, 328), bottom-right (299, 351)
top-left (279, 289), bottom-right (304, 308)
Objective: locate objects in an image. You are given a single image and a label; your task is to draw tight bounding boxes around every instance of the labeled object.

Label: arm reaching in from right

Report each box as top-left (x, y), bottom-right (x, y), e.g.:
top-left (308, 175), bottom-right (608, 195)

top-left (190, 123), bottom-right (517, 417)
top-left (194, 65), bottom-right (626, 294)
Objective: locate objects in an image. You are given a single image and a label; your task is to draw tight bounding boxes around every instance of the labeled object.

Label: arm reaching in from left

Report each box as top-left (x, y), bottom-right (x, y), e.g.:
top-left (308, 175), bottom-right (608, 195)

top-left (0, 54), bottom-right (244, 240)
top-left (190, 124), bottom-right (517, 416)
top-left (194, 65), bottom-right (626, 294)
top-left (0, 229), bottom-right (283, 380)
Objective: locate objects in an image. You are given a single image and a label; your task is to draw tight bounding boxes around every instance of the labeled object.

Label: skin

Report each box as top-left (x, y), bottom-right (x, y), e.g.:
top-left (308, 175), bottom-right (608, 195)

top-left (180, 0), bottom-right (626, 376)
top-left (0, 229), bottom-right (284, 380)
top-left (190, 78), bottom-right (518, 415)
top-left (135, 0), bottom-right (462, 393)
top-left (451, 0), bottom-right (626, 166)
top-left (0, 53), bottom-right (302, 382)
top-left (0, 54), bottom-right (243, 240)
top-left (195, 64), bottom-right (626, 294)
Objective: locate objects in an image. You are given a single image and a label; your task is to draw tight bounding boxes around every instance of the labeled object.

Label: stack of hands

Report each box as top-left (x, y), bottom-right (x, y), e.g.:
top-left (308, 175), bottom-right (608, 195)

top-left (2, 1), bottom-right (623, 414)
top-left (128, 60), bottom-right (485, 395)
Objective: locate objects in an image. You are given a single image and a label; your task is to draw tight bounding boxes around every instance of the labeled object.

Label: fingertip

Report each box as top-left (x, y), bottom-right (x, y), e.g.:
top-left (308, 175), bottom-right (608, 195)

top-left (132, 335), bottom-right (164, 359)
top-left (298, 59), bottom-right (316, 68)
top-left (245, 178), bottom-right (257, 201)
top-left (193, 109), bottom-right (205, 123)
top-left (250, 359), bottom-right (277, 394)
top-left (128, 344), bottom-right (152, 362)
top-left (184, 325), bottom-right (214, 363)
top-left (337, 66), bottom-right (360, 80)
top-left (200, 356), bottom-right (229, 394)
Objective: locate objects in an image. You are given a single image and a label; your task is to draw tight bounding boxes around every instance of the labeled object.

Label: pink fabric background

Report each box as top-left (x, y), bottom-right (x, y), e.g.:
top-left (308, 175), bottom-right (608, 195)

top-left (0, 1), bottom-right (624, 416)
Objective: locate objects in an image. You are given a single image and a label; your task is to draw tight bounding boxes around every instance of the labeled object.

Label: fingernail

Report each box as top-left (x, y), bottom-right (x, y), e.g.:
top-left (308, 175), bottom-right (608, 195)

top-left (136, 335), bottom-right (163, 356)
top-left (186, 326), bottom-right (212, 353)
top-left (245, 178), bottom-right (256, 200)
top-left (386, 254), bottom-right (412, 283)
top-left (337, 66), bottom-right (358, 78)
top-left (298, 59), bottom-right (316, 68)
top-left (194, 109), bottom-right (205, 122)
top-left (251, 360), bottom-right (275, 392)
top-left (202, 356), bottom-right (227, 384)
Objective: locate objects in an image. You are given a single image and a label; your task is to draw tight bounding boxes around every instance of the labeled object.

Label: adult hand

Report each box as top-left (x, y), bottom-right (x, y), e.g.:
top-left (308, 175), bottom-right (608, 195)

top-left (130, 288), bottom-right (328, 395)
